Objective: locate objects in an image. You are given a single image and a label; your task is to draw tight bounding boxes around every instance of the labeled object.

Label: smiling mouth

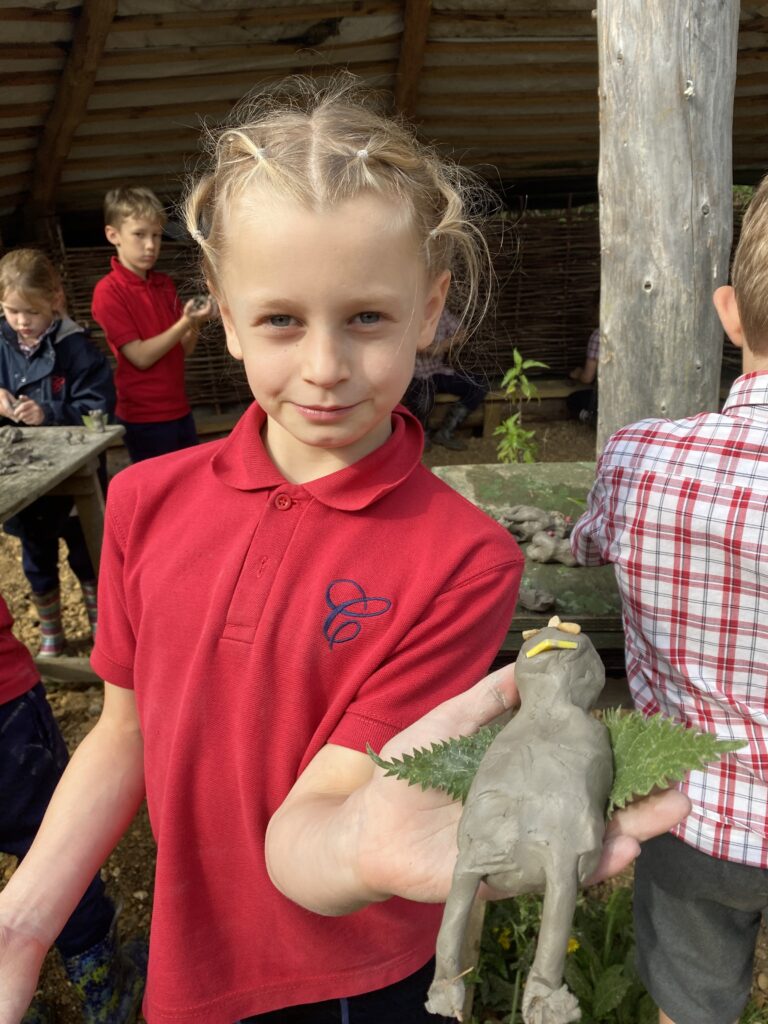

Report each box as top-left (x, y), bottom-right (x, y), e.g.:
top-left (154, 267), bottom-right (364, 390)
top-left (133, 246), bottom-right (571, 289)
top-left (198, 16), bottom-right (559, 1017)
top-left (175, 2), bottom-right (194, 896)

top-left (294, 402), bottom-right (360, 419)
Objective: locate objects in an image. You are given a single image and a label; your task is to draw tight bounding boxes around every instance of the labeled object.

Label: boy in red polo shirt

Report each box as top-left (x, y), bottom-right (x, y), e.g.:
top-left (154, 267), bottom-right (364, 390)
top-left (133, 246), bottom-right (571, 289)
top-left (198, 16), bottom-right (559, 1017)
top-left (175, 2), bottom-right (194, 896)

top-left (91, 186), bottom-right (212, 462)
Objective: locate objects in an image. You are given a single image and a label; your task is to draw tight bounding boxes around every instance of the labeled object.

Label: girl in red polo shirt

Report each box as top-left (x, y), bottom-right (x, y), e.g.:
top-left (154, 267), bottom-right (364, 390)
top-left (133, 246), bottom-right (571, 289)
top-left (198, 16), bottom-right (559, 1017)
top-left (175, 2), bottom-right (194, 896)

top-left (0, 79), bottom-right (687, 1024)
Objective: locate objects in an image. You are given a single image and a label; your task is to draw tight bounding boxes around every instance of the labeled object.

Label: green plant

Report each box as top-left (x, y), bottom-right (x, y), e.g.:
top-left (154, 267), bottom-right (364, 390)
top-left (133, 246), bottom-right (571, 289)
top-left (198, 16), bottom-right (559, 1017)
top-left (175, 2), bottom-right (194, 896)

top-left (494, 349), bottom-right (548, 464)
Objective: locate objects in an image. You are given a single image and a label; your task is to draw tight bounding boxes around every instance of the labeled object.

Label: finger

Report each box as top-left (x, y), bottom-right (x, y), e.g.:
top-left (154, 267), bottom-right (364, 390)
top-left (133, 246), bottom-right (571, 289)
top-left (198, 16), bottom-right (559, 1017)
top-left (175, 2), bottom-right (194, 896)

top-left (381, 663), bottom-right (518, 758)
top-left (606, 789), bottom-right (691, 842)
top-left (585, 790), bottom-right (691, 885)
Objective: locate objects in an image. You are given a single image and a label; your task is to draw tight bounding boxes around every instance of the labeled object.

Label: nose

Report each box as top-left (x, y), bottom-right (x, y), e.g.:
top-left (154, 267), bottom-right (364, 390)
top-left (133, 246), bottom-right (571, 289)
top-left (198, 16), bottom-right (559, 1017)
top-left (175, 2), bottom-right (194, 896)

top-left (301, 326), bottom-right (350, 388)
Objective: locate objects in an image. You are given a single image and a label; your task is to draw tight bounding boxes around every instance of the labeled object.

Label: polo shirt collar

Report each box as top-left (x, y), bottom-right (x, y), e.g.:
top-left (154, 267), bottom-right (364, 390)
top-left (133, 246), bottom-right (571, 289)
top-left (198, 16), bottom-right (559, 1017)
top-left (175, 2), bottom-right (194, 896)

top-left (211, 403), bottom-right (424, 511)
top-left (109, 255), bottom-right (161, 288)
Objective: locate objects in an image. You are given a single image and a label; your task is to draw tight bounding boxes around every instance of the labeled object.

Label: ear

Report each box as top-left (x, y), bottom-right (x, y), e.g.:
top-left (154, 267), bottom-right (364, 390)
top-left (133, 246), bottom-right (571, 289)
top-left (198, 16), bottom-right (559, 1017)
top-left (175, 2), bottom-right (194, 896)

top-left (713, 285), bottom-right (746, 350)
top-left (104, 224), bottom-right (120, 247)
top-left (217, 298), bottom-right (243, 361)
top-left (417, 270), bottom-right (451, 351)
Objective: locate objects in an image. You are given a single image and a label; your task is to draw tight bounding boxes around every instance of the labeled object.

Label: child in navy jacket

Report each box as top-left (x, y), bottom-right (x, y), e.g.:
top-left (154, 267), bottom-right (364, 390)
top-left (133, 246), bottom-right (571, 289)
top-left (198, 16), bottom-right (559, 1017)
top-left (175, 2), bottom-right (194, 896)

top-left (0, 249), bottom-right (115, 656)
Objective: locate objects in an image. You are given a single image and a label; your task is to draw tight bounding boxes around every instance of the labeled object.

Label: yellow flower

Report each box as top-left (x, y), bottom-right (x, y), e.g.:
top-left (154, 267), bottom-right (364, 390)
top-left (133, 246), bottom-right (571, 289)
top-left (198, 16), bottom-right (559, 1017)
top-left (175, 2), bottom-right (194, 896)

top-left (497, 927), bottom-right (512, 950)
top-left (567, 937), bottom-right (580, 955)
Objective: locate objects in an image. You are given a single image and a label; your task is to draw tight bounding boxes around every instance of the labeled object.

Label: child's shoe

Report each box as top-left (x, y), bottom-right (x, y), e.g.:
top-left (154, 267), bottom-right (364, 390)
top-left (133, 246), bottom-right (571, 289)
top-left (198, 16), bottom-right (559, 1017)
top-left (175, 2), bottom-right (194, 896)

top-left (21, 996), bottom-right (54, 1024)
top-left (61, 921), bottom-right (148, 1024)
top-left (80, 579), bottom-right (98, 636)
top-left (30, 588), bottom-right (64, 657)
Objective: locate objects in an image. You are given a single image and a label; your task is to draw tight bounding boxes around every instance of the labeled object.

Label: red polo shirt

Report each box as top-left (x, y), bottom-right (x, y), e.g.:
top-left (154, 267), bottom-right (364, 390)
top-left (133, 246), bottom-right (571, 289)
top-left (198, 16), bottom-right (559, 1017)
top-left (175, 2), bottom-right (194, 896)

top-left (92, 404), bottom-right (523, 1024)
top-left (0, 594), bottom-right (38, 706)
top-left (91, 257), bottom-right (189, 423)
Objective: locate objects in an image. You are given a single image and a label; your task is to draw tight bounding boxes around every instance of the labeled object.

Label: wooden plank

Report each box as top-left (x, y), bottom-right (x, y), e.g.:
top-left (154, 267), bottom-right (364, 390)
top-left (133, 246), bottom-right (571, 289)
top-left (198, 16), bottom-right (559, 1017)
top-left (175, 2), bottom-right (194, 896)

top-left (33, 655), bottom-right (100, 688)
top-left (26, 0), bottom-right (117, 223)
top-left (394, 0), bottom-right (432, 116)
top-left (109, 2), bottom-right (401, 33)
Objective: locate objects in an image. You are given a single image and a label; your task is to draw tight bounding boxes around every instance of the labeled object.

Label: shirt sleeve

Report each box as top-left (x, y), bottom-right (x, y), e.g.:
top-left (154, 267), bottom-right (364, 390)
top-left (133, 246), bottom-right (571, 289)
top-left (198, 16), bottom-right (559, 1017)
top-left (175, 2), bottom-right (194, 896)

top-left (326, 550), bottom-right (524, 756)
top-left (90, 479), bottom-right (137, 687)
top-left (92, 281), bottom-right (142, 351)
top-left (570, 466), bottom-right (611, 567)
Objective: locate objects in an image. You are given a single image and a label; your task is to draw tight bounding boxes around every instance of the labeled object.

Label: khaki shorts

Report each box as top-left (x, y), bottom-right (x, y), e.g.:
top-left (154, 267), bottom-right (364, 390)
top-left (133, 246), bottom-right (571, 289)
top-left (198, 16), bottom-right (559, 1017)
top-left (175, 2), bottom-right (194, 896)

top-left (633, 833), bottom-right (768, 1024)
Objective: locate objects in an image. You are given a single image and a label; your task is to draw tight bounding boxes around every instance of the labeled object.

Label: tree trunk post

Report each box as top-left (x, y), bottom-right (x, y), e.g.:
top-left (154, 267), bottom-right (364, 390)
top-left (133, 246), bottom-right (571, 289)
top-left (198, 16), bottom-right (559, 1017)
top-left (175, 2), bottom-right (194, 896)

top-left (596, 1), bottom-right (740, 451)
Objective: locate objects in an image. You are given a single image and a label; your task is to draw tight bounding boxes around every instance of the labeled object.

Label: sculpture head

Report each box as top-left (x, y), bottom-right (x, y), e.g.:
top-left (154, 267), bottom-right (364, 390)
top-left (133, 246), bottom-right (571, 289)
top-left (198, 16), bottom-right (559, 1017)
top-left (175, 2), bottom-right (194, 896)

top-left (517, 616), bottom-right (605, 710)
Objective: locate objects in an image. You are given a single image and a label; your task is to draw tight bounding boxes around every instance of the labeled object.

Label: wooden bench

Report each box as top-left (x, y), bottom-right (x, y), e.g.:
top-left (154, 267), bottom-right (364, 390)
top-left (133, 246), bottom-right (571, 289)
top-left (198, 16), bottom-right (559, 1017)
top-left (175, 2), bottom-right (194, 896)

top-left (431, 378), bottom-right (588, 437)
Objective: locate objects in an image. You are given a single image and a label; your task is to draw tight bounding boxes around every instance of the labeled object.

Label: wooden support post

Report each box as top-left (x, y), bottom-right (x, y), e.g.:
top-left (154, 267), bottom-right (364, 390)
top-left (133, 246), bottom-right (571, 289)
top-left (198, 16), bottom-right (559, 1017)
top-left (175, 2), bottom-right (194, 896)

top-left (24, 0), bottom-right (117, 238)
top-left (394, 0), bottom-right (432, 118)
top-left (596, 1), bottom-right (739, 450)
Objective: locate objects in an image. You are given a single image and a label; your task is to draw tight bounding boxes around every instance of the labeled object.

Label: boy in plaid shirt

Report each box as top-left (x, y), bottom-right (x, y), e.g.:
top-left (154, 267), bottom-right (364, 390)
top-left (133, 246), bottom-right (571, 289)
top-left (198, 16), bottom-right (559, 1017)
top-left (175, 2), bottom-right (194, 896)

top-left (571, 176), bottom-right (768, 1024)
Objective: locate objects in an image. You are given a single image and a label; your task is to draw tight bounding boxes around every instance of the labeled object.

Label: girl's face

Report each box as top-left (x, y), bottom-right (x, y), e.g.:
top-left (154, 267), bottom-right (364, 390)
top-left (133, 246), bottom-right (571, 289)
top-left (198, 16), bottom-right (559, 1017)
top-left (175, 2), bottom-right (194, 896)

top-left (1, 289), bottom-right (57, 342)
top-left (216, 192), bottom-right (449, 482)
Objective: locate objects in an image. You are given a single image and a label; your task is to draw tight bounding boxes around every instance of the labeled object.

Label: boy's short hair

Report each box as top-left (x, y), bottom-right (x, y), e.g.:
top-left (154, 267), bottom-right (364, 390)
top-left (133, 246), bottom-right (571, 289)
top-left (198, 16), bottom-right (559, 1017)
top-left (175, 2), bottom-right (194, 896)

top-left (731, 174), bottom-right (768, 355)
top-left (104, 186), bottom-right (167, 229)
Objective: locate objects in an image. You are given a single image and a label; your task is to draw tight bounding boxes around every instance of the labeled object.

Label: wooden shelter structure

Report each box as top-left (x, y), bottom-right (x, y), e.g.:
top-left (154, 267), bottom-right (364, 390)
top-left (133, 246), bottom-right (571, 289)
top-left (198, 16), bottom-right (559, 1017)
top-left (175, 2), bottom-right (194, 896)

top-left (0, 1), bottom-right (765, 409)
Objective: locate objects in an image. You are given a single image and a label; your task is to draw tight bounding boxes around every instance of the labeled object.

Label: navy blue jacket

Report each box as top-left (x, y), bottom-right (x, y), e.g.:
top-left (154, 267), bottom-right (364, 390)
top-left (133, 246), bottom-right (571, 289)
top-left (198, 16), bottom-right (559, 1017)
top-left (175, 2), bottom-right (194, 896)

top-left (0, 316), bottom-right (115, 426)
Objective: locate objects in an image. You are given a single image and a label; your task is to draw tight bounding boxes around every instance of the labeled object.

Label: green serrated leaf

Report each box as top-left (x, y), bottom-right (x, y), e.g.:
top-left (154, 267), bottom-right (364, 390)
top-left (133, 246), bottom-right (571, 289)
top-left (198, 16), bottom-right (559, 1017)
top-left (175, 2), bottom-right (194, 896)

top-left (367, 724), bottom-right (503, 803)
top-left (604, 710), bottom-right (745, 815)
top-left (563, 957), bottom-right (593, 1004)
top-left (592, 964), bottom-right (633, 1018)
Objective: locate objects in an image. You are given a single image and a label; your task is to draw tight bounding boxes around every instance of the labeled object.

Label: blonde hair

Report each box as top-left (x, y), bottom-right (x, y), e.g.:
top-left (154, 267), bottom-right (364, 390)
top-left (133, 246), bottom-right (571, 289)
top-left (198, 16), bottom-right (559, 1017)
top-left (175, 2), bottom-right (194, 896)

top-left (732, 174), bottom-right (768, 355)
top-left (0, 248), bottom-right (62, 307)
top-left (183, 76), bottom-right (495, 335)
top-left (104, 186), bottom-right (167, 229)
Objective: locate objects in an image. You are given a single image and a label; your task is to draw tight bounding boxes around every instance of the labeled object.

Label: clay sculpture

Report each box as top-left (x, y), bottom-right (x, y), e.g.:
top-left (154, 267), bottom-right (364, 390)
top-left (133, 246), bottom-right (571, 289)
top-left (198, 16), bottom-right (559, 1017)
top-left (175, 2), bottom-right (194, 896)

top-left (425, 617), bottom-right (612, 1024)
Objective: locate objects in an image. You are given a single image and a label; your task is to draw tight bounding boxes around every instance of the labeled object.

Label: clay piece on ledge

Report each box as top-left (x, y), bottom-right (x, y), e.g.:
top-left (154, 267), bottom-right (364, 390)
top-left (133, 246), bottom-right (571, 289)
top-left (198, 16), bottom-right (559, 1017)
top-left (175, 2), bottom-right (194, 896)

top-left (517, 586), bottom-right (556, 614)
top-left (527, 531), bottom-right (579, 567)
top-left (425, 617), bottom-right (612, 1024)
top-left (498, 506), bottom-right (571, 543)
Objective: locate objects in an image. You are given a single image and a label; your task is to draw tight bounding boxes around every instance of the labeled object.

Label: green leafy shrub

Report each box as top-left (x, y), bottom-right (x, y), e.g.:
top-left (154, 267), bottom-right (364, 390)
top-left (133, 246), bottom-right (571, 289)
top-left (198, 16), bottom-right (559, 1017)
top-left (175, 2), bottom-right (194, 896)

top-left (494, 349), bottom-right (548, 464)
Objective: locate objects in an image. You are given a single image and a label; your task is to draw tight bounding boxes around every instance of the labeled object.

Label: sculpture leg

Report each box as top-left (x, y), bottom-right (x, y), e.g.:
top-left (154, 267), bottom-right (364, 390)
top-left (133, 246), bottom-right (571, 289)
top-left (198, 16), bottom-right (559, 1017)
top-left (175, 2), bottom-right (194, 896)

top-left (522, 862), bottom-right (581, 1024)
top-left (425, 869), bottom-right (481, 1020)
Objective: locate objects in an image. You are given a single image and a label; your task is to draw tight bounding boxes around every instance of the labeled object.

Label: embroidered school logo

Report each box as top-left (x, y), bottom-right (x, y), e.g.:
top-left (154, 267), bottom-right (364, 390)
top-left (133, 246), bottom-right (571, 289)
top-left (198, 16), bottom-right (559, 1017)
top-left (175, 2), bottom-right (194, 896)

top-left (323, 578), bottom-right (392, 649)
top-left (51, 375), bottom-right (65, 394)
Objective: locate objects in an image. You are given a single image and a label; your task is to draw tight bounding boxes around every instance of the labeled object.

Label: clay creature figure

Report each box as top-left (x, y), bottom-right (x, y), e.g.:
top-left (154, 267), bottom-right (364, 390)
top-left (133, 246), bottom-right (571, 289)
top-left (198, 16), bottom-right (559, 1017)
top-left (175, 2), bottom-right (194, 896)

top-left (426, 617), bottom-right (612, 1024)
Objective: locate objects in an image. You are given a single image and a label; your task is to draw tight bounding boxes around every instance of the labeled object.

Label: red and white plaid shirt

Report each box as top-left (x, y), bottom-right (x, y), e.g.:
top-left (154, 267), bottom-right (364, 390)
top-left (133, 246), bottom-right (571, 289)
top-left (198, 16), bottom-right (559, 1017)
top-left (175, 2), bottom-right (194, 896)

top-left (571, 372), bottom-right (768, 867)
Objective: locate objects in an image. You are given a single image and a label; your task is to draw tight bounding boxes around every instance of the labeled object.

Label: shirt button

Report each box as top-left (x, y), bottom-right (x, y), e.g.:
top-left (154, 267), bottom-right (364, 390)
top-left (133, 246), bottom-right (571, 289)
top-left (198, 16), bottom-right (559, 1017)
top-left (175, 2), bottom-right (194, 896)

top-left (274, 493), bottom-right (293, 511)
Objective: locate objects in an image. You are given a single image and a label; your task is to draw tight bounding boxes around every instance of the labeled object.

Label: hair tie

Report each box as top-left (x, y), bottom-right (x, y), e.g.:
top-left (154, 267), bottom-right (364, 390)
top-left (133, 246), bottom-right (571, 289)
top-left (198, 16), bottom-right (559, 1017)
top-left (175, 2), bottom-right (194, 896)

top-left (428, 227), bottom-right (439, 240)
top-left (191, 227), bottom-right (206, 245)
top-left (254, 147), bottom-right (268, 160)
top-left (356, 149), bottom-right (369, 161)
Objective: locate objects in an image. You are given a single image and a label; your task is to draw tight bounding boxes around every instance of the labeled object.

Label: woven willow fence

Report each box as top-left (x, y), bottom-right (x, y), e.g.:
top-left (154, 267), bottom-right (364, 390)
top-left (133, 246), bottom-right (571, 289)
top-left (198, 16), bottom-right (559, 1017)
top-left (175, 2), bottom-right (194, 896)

top-left (49, 203), bottom-right (737, 414)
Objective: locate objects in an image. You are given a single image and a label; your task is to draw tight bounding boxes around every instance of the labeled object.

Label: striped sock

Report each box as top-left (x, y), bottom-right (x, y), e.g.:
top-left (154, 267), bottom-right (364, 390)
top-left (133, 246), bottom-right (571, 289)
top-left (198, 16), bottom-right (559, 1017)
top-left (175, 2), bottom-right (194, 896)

top-left (81, 579), bottom-right (98, 635)
top-left (32, 588), bottom-right (64, 657)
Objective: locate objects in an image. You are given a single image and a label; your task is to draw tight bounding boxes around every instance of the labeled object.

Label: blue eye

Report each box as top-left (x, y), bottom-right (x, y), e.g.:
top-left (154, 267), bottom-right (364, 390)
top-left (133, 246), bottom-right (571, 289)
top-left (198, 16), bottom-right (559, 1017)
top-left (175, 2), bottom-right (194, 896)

top-left (357, 312), bottom-right (380, 325)
top-left (269, 315), bottom-right (294, 327)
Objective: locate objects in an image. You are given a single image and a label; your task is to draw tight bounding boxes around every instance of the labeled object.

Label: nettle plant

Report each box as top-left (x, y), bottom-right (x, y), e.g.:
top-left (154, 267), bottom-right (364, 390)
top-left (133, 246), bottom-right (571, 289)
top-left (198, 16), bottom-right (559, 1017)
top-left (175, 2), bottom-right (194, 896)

top-left (494, 349), bottom-right (548, 464)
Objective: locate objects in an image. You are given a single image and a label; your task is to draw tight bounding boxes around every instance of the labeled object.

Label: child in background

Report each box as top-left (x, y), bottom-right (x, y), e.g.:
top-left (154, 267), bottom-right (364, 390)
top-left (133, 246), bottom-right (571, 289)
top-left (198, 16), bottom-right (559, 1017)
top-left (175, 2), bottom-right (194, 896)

top-left (91, 186), bottom-right (212, 462)
top-left (0, 591), bottom-right (146, 1024)
top-left (0, 79), bottom-right (688, 1024)
top-left (403, 306), bottom-right (488, 450)
top-left (567, 291), bottom-right (600, 425)
top-left (0, 250), bottom-right (115, 656)
top-left (571, 174), bottom-right (768, 1024)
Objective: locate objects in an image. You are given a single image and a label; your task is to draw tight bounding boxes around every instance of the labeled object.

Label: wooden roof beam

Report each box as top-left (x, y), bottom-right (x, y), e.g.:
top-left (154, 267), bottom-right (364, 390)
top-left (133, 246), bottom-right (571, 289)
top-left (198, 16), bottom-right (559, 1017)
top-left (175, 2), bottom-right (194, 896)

top-left (25, 0), bottom-right (117, 231)
top-left (394, 0), bottom-right (432, 118)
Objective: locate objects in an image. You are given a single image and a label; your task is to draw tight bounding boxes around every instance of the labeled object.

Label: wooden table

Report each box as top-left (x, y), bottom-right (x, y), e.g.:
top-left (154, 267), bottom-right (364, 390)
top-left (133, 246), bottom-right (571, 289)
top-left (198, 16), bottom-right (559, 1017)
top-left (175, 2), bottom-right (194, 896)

top-left (0, 424), bottom-right (124, 576)
top-left (432, 462), bottom-right (626, 665)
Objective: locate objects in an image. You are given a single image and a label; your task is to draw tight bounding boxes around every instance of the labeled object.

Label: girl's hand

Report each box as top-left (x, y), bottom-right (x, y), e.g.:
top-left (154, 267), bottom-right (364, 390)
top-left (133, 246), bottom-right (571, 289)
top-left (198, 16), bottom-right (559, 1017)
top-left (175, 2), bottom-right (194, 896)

top-left (355, 664), bottom-right (520, 905)
top-left (0, 920), bottom-right (48, 1024)
top-left (0, 388), bottom-right (18, 419)
top-left (11, 398), bottom-right (44, 426)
